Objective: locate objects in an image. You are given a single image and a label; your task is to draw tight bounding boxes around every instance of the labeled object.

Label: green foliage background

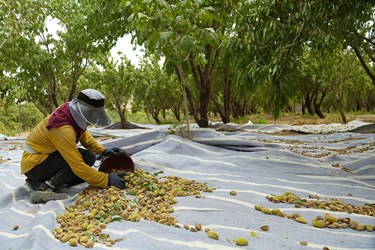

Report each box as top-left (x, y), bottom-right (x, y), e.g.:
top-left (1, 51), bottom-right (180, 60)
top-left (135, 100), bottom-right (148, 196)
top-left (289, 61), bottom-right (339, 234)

top-left (0, 0), bottom-right (374, 135)
top-left (0, 101), bottom-right (44, 136)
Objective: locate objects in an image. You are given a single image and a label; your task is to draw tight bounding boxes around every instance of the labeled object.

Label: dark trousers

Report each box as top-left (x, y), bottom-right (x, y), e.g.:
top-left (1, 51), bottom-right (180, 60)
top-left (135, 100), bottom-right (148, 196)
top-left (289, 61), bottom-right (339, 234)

top-left (25, 148), bottom-right (96, 188)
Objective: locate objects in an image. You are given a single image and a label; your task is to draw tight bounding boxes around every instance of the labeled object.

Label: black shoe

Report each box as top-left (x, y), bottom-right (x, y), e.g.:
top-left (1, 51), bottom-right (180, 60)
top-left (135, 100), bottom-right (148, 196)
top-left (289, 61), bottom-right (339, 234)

top-left (35, 182), bottom-right (55, 192)
top-left (25, 178), bottom-right (44, 191)
top-left (31, 190), bottom-right (68, 204)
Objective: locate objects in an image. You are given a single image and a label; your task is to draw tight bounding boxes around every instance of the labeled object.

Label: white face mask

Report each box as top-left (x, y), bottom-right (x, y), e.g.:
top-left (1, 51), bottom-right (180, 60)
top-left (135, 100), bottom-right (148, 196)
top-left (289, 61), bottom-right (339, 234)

top-left (69, 99), bottom-right (88, 130)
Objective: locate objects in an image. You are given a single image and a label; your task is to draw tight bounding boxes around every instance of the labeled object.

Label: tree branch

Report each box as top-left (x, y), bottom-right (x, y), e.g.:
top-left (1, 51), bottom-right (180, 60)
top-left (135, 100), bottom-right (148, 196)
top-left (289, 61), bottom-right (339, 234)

top-left (353, 46), bottom-right (375, 86)
top-left (344, 31), bottom-right (375, 47)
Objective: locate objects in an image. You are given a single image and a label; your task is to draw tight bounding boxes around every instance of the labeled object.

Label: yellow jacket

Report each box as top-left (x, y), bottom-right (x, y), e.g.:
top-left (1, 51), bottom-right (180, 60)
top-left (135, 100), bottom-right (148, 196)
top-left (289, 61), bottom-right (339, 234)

top-left (21, 116), bottom-right (108, 188)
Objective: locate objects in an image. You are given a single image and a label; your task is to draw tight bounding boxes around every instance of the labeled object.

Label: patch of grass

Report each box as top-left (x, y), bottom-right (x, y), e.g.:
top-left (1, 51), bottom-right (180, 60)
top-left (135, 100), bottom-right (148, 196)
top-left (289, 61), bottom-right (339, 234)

top-left (252, 118), bottom-right (269, 124)
top-left (167, 123), bottom-right (190, 138)
top-left (232, 115), bottom-right (268, 124)
top-left (159, 119), bottom-right (180, 125)
top-left (128, 111), bottom-right (154, 124)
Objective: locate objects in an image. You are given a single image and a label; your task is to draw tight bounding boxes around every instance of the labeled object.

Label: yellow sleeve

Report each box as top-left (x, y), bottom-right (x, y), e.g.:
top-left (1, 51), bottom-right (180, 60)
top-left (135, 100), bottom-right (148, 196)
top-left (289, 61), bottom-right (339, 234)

top-left (79, 130), bottom-right (106, 155)
top-left (48, 126), bottom-right (108, 188)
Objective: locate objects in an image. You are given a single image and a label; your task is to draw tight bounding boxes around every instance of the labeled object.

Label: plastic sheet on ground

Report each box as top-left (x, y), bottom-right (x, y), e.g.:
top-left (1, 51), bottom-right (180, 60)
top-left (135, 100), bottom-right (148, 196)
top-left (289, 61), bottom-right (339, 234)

top-left (0, 122), bottom-right (374, 250)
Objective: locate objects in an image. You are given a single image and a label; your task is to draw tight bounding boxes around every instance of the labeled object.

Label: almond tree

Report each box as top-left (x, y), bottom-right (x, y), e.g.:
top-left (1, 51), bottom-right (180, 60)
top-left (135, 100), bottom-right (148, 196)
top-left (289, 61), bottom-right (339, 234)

top-left (234, 0), bottom-right (374, 118)
top-left (2, 0), bottom-right (108, 115)
top-left (90, 0), bottom-right (242, 128)
top-left (0, 0), bottom-right (47, 104)
top-left (133, 55), bottom-right (182, 124)
top-left (86, 54), bottom-right (136, 128)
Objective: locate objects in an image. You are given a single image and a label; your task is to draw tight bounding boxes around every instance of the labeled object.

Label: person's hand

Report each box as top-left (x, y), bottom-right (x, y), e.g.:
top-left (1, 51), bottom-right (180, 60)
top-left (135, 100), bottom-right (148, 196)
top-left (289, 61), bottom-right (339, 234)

top-left (108, 172), bottom-right (126, 188)
top-left (103, 147), bottom-right (122, 157)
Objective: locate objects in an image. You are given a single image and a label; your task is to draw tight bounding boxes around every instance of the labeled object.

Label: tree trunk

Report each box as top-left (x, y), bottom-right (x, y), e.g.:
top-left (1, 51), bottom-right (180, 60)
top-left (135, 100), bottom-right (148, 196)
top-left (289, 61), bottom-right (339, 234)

top-left (248, 100), bottom-right (257, 114)
top-left (335, 80), bottom-right (347, 123)
top-left (210, 92), bottom-right (226, 122)
top-left (314, 105), bottom-right (325, 118)
top-left (151, 109), bottom-right (161, 124)
top-left (162, 107), bottom-right (166, 119)
top-left (336, 93), bottom-right (347, 123)
top-left (188, 45), bottom-right (214, 128)
top-left (326, 102), bottom-right (332, 113)
top-left (174, 66), bottom-right (191, 138)
top-left (304, 91), bottom-right (314, 115)
top-left (120, 116), bottom-right (127, 128)
top-left (198, 69), bottom-right (211, 127)
top-left (353, 46), bottom-right (375, 86)
top-left (231, 101), bottom-right (240, 119)
top-left (144, 108), bottom-right (152, 123)
top-left (301, 101), bottom-right (306, 114)
top-left (172, 104), bottom-right (181, 121)
top-left (231, 99), bottom-right (242, 118)
top-left (231, 96), bottom-right (250, 118)
top-left (115, 97), bottom-right (127, 128)
top-left (222, 66), bottom-right (231, 124)
top-left (338, 104), bottom-right (347, 123)
top-left (312, 87), bottom-right (326, 119)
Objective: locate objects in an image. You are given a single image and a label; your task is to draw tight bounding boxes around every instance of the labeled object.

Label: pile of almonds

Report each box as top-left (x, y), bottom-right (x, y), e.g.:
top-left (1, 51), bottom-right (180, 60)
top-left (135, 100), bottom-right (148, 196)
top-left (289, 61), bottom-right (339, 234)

top-left (53, 169), bottom-right (214, 248)
top-left (312, 214), bottom-right (374, 231)
top-left (254, 191), bottom-right (374, 232)
top-left (255, 205), bottom-right (308, 225)
top-left (266, 191), bottom-right (375, 216)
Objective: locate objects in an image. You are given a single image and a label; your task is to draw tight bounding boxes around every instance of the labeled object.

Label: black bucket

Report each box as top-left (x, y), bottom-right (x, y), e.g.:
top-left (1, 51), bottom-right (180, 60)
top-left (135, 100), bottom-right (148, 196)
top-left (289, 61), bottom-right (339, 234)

top-left (98, 152), bottom-right (135, 173)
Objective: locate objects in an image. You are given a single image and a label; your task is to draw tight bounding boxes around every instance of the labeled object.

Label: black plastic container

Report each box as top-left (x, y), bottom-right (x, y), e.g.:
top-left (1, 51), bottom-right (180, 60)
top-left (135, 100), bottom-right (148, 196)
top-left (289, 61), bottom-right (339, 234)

top-left (98, 152), bottom-right (135, 173)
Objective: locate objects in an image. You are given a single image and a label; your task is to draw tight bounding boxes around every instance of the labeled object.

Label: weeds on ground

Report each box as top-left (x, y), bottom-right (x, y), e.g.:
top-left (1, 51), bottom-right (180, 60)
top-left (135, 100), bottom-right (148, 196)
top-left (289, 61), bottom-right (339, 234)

top-left (168, 124), bottom-right (190, 138)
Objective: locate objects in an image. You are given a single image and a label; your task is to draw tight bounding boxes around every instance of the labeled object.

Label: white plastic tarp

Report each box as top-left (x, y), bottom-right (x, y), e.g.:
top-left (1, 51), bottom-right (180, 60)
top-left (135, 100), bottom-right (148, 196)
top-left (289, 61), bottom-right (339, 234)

top-left (0, 122), bottom-right (374, 250)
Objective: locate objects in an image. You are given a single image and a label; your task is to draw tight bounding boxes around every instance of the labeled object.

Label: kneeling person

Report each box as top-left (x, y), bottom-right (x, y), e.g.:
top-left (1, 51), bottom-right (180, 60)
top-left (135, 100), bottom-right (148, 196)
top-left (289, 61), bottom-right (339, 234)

top-left (21, 89), bottom-right (125, 203)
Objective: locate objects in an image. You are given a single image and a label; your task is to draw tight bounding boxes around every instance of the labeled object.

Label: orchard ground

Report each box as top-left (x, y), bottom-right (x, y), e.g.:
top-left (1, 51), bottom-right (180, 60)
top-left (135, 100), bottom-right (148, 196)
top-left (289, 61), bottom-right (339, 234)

top-left (0, 117), bottom-right (374, 250)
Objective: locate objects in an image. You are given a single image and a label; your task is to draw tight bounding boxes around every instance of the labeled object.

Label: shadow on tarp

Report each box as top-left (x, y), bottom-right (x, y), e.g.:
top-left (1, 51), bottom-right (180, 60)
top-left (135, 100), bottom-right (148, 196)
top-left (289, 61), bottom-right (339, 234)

top-left (101, 130), bottom-right (168, 155)
top-left (96, 121), bottom-right (374, 156)
top-left (100, 129), bottom-right (282, 155)
top-left (191, 130), bottom-right (282, 152)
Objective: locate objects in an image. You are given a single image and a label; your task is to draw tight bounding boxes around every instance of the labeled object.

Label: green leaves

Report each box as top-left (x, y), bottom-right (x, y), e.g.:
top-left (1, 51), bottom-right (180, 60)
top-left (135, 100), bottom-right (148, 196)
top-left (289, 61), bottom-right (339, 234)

top-left (160, 31), bottom-right (171, 41)
top-left (4, 0), bottom-right (372, 129)
top-left (165, 62), bottom-right (174, 76)
top-left (119, 1), bottom-right (131, 8)
top-left (155, 0), bottom-right (167, 7)
top-left (180, 35), bottom-right (194, 50)
top-left (181, 60), bottom-right (190, 74)
top-left (127, 13), bottom-right (135, 22)
top-left (131, 54), bottom-right (182, 124)
top-left (137, 13), bottom-right (149, 20)
top-left (197, 7), bottom-right (214, 25)
top-left (152, 171), bottom-right (164, 177)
